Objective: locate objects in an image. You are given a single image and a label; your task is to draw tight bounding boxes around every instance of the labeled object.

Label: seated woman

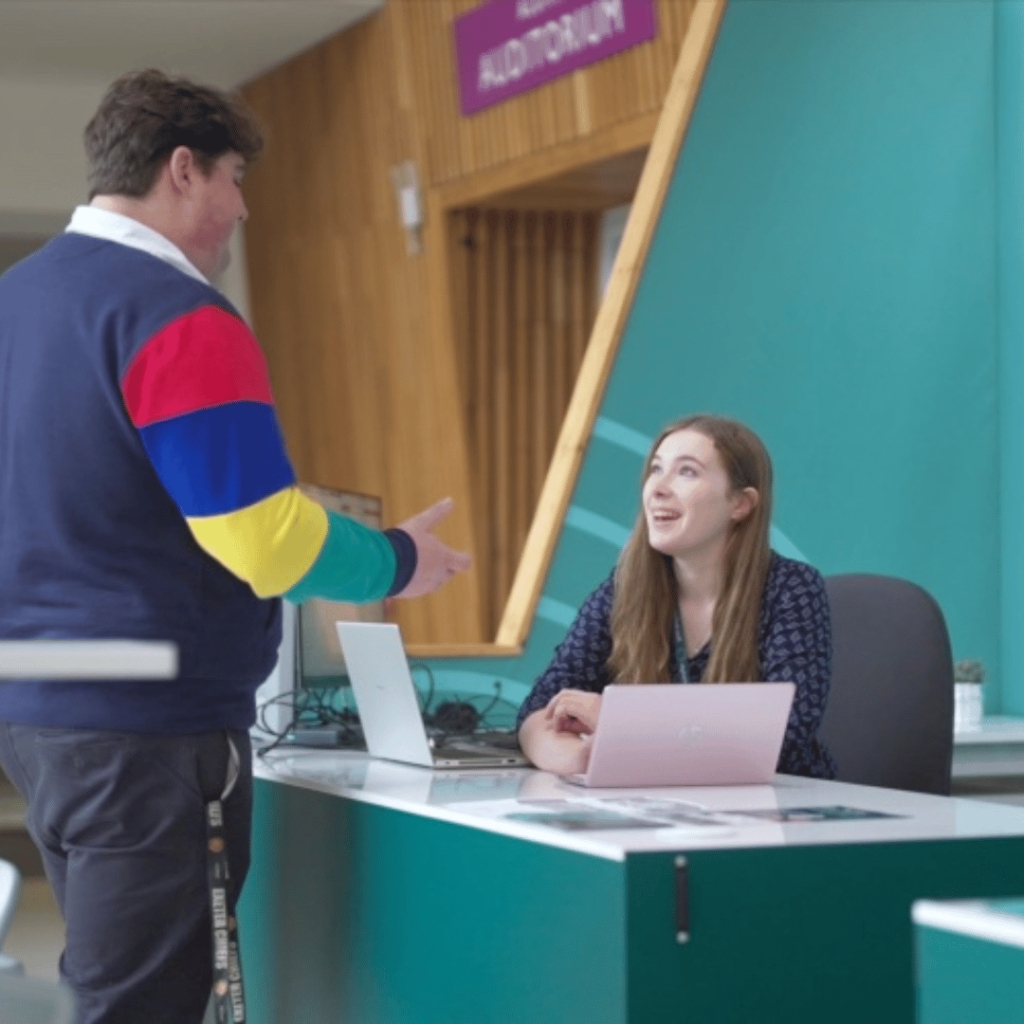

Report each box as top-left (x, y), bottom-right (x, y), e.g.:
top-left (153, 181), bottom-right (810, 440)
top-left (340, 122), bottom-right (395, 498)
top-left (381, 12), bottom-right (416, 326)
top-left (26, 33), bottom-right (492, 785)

top-left (517, 413), bottom-right (836, 779)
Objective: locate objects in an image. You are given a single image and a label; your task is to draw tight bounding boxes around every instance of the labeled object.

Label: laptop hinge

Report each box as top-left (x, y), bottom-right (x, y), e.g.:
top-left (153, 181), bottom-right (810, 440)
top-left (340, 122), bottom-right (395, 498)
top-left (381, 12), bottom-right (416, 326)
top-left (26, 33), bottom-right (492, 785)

top-left (674, 855), bottom-right (690, 944)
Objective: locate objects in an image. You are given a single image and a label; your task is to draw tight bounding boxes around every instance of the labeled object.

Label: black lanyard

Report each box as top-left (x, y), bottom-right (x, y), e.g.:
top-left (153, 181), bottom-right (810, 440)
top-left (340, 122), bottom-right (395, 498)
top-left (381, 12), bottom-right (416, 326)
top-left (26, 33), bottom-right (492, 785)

top-left (672, 611), bottom-right (691, 684)
top-left (207, 739), bottom-right (246, 1023)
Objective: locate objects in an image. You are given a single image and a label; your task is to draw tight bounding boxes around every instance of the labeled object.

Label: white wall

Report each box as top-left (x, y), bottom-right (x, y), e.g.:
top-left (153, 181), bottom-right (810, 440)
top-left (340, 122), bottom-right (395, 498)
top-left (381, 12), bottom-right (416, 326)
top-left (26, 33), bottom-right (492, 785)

top-left (0, 73), bottom-right (104, 230)
top-left (598, 203), bottom-right (631, 298)
top-left (0, 71), bottom-right (251, 317)
top-left (220, 230), bottom-right (252, 322)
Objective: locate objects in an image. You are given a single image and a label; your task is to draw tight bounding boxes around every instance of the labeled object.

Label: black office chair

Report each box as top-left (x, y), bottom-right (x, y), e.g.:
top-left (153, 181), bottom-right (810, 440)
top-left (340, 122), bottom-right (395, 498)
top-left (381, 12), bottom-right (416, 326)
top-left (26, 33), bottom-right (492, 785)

top-left (818, 574), bottom-right (954, 796)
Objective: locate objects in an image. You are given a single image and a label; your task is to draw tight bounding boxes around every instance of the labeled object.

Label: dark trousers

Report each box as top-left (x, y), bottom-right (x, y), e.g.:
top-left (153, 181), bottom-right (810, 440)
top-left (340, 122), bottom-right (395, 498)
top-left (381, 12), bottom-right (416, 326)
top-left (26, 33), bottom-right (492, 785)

top-left (0, 724), bottom-right (252, 1024)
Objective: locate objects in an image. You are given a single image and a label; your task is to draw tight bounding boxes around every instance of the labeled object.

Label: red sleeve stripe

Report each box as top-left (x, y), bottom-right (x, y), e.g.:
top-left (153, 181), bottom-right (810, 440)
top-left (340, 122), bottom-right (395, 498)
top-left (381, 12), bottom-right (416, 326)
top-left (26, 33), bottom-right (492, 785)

top-left (121, 305), bottom-right (275, 428)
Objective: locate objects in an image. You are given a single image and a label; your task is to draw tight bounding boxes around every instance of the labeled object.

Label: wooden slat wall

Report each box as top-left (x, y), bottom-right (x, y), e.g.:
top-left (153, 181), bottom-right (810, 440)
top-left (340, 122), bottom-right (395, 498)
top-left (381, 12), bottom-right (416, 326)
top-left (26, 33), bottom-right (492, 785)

top-left (241, 0), bottom-right (699, 646)
top-left (450, 208), bottom-right (599, 636)
top-left (402, 0), bottom-right (697, 185)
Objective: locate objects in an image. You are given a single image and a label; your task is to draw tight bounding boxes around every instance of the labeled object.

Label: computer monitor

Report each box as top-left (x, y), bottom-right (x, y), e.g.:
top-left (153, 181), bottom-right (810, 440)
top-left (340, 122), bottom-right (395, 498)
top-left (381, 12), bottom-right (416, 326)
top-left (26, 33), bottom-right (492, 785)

top-left (252, 485), bottom-right (384, 739)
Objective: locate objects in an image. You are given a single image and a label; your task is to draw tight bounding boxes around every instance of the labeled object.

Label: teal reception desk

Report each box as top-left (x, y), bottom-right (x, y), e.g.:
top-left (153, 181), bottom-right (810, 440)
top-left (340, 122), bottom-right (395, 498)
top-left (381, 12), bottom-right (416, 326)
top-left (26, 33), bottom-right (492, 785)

top-left (240, 752), bottom-right (1024, 1024)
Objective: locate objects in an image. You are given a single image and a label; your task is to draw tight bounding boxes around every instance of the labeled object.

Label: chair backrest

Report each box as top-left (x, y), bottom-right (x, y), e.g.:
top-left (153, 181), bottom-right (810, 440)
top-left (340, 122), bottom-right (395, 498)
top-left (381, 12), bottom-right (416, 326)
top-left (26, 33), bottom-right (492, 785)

top-left (0, 859), bottom-right (22, 948)
top-left (819, 574), bottom-right (954, 796)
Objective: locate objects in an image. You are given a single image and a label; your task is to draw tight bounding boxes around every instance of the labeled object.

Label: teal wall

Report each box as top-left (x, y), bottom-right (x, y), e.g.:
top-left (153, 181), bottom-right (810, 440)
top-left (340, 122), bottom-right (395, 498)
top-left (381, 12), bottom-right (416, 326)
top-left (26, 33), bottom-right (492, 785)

top-left (428, 0), bottom-right (1011, 712)
top-left (998, 1), bottom-right (1024, 715)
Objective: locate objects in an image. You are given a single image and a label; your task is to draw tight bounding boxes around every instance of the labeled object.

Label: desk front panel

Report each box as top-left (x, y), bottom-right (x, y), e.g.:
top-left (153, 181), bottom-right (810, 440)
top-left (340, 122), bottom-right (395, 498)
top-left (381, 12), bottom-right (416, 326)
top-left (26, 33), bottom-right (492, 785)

top-left (626, 841), bottom-right (1024, 1023)
top-left (241, 778), bottom-right (627, 1024)
top-left (241, 778), bottom-right (1024, 1024)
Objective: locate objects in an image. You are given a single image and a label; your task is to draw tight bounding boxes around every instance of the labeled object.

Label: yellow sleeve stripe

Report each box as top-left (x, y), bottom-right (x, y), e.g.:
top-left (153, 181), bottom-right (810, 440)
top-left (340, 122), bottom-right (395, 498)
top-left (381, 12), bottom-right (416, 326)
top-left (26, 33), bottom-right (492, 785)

top-left (187, 486), bottom-right (328, 597)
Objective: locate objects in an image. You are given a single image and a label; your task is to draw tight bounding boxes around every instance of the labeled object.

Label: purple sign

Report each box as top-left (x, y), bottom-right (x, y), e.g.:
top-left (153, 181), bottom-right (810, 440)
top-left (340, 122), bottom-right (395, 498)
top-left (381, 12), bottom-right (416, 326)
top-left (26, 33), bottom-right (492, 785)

top-left (454, 0), bottom-right (658, 116)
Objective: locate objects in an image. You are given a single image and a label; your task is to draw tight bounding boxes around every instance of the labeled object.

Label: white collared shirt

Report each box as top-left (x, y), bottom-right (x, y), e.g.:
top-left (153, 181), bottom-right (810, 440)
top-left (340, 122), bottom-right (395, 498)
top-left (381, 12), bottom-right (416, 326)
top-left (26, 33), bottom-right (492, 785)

top-left (66, 205), bottom-right (209, 285)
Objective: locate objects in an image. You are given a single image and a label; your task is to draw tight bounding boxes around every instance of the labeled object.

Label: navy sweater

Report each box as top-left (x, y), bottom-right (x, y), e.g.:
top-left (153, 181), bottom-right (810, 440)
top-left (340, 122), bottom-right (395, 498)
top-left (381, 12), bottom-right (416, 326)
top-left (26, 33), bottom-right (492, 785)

top-left (0, 233), bottom-right (403, 733)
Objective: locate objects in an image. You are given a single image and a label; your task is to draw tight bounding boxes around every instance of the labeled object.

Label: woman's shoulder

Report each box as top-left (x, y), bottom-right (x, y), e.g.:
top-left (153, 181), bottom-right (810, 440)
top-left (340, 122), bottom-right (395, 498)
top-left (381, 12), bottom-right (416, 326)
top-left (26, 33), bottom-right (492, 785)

top-left (766, 551), bottom-right (827, 598)
top-left (583, 571), bottom-right (617, 614)
top-left (564, 570), bottom-right (617, 628)
top-left (759, 553), bottom-right (830, 638)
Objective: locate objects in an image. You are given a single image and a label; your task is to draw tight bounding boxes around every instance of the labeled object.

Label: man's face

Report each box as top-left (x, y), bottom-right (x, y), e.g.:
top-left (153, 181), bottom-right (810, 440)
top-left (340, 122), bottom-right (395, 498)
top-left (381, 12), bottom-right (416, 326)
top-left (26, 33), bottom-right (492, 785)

top-left (186, 151), bottom-right (248, 280)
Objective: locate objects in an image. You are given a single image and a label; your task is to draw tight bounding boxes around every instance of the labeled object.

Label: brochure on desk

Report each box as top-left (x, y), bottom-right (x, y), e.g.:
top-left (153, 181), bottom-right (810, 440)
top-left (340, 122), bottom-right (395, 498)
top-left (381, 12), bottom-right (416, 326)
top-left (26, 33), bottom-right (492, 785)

top-left (456, 795), bottom-right (905, 833)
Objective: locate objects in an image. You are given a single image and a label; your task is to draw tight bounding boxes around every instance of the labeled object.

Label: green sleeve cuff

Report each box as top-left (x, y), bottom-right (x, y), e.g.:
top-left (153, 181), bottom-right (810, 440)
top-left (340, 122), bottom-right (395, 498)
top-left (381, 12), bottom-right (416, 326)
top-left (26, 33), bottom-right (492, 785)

top-left (284, 509), bottom-right (397, 605)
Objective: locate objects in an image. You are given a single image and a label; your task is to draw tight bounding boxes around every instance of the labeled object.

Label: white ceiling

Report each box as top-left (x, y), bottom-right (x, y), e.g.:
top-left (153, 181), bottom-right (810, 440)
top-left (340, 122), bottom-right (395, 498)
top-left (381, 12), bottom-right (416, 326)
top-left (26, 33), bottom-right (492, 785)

top-left (0, 0), bottom-right (385, 240)
top-left (0, 0), bottom-right (384, 87)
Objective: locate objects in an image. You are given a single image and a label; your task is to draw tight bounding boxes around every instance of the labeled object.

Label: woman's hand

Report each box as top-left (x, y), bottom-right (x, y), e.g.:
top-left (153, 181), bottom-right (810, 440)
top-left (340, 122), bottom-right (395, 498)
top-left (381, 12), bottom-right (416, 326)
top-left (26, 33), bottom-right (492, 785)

top-left (572, 731), bottom-right (596, 774)
top-left (519, 696), bottom-right (600, 775)
top-left (543, 689), bottom-right (602, 735)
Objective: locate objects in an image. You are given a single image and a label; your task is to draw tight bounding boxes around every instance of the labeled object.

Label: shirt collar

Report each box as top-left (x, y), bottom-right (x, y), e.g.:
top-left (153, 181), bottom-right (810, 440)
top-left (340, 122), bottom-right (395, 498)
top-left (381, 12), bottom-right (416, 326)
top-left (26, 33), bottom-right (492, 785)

top-left (65, 205), bottom-right (209, 285)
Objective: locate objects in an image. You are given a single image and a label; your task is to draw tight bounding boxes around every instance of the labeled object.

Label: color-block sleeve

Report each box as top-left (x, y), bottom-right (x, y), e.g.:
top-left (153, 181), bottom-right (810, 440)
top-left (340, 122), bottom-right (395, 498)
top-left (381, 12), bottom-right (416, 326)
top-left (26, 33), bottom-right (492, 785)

top-left (759, 561), bottom-right (837, 779)
top-left (120, 304), bottom-right (412, 602)
top-left (516, 574), bottom-right (617, 727)
top-left (282, 513), bottom-right (415, 604)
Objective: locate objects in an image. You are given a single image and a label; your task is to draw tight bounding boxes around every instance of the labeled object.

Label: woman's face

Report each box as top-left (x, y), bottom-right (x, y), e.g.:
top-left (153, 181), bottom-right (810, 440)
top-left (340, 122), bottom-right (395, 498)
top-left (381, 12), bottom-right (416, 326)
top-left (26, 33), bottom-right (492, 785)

top-left (642, 428), bottom-right (754, 562)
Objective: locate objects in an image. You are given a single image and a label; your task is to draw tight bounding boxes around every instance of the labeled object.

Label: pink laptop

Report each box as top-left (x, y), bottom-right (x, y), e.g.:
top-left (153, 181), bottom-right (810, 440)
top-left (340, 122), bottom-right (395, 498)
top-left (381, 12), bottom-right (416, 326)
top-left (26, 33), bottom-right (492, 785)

top-left (564, 682), bottom-right (795, 787)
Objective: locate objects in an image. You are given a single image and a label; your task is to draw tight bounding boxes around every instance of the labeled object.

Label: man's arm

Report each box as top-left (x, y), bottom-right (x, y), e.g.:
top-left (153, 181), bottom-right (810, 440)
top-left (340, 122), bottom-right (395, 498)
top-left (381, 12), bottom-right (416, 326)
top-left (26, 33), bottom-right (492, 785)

top-left (121, 302), bottom-right (467, 603)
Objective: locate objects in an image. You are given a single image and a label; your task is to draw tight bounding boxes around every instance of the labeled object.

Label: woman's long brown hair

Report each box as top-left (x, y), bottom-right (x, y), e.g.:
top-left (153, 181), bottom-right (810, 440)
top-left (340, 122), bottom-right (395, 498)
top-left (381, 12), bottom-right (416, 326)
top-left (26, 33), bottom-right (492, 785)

top-left (607, 415), bottom-right (773, 684)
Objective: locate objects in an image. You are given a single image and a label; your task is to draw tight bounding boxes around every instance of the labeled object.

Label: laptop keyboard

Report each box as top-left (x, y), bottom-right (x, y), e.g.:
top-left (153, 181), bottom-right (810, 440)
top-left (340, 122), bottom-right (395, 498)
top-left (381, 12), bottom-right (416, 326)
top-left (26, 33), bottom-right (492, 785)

top-left (429, 729), bottom-right (521, 752)
top-left (430, 732), bottom-right (525, 762)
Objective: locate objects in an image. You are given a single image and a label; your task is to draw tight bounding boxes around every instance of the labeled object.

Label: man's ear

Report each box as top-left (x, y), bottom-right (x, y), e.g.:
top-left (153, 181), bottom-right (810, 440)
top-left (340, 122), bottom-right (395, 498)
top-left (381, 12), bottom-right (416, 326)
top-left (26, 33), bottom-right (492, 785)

top-left (166, 146), bottom-right (197, 194)
top-left (731, 487), bottom-right (759, 523)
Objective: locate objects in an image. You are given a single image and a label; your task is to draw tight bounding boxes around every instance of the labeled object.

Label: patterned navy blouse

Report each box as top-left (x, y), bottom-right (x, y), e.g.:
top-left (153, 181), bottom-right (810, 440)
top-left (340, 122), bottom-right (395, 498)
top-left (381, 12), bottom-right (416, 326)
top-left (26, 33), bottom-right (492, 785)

top-left (517, 552), bottom-right (837, 779)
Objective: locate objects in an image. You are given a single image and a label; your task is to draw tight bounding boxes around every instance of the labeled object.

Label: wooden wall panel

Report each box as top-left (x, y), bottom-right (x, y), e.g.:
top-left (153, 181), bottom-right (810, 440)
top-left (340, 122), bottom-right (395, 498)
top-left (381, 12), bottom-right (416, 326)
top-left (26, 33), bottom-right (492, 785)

top-left (398, 0), bottom-right (698, 185)
top-left (244, 9), bottom-right (482, 645)
top-left (241, 0), bottom-right (700, 646)
top-left (450, 208), bottom-right (598, 637)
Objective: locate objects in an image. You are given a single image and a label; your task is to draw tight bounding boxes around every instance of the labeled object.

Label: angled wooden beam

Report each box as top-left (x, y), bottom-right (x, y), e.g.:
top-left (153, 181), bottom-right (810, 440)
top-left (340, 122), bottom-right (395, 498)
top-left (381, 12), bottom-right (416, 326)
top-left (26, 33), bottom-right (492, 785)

top-left (408, 0), bottom-right (728, 658)
top-left (496, 0), bottom-right (728, 648)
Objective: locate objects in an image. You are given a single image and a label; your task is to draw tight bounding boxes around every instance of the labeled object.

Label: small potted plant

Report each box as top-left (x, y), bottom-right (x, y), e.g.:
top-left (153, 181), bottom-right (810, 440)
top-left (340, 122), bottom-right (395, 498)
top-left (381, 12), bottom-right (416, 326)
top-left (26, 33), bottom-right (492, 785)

top-left (953, 659), bottom-right (985, 731)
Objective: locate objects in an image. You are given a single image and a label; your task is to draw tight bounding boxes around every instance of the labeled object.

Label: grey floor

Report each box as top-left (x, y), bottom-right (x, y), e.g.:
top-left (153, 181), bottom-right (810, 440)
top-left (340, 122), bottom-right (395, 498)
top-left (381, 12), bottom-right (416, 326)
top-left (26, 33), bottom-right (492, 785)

top-left (1, 769), bottom-right (60, 983)
top-left (5, 878), bottom-right (61, 982)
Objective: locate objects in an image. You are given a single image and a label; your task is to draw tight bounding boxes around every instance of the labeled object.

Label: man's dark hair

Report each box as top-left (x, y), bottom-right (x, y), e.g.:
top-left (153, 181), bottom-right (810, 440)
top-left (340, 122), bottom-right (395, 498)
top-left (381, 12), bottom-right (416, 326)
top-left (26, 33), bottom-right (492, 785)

top-left (83, 68), bottom-right (264, 199)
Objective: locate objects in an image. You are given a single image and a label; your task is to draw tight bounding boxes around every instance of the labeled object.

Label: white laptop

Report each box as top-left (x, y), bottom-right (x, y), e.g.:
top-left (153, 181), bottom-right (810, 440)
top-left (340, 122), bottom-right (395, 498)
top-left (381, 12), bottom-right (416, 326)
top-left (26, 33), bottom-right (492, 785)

top-left (335, 621), bottom-right (529, 769)
top-left (564, 682), bottom-right (795, 787)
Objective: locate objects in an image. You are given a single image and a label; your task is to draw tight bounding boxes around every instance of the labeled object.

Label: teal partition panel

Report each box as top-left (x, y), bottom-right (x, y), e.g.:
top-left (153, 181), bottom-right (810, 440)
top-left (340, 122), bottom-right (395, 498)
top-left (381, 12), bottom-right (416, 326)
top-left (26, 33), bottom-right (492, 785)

top-left (427, 0), bottom-right (1003, 708)
top-left (916, 925), bottom-right (1024, 1024)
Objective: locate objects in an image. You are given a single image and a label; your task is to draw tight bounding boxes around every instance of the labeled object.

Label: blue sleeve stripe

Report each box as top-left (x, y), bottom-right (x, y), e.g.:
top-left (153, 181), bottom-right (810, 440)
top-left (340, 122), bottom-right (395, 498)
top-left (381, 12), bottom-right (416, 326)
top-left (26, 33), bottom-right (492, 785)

top-left (138, 401), bottom-right (295, 517)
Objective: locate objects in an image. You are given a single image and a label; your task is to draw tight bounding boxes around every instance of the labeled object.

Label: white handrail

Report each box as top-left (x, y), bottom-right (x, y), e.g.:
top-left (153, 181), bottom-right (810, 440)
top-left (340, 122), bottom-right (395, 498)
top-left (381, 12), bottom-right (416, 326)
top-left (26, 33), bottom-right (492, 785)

top-left (0, 641), bottom-right (177, 679)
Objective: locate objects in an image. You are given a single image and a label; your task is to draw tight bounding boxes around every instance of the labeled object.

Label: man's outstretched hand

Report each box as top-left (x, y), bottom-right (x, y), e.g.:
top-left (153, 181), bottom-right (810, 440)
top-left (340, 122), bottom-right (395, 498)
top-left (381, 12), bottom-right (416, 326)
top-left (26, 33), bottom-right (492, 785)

top-left (394, 497), bottom-right (472, 599)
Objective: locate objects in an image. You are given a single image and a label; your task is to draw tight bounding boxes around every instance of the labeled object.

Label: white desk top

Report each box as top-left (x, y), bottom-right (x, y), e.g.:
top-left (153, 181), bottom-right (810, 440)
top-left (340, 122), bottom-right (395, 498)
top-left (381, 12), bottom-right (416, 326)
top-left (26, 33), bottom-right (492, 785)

top-left (955, 715), bottom-right (1024, 746)
top-left (953, 716), bottom-right (1024, 778)
top-left (913, 897), bottom-right (1024, 950)
top-left (255, 749), bottom-right (1024, 863)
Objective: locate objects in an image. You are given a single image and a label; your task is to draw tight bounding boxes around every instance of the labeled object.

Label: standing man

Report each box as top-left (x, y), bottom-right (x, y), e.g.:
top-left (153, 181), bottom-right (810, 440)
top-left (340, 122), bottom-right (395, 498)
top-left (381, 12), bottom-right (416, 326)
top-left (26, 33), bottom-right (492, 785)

top-left (0, 69), bottom-right (470, 1024)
